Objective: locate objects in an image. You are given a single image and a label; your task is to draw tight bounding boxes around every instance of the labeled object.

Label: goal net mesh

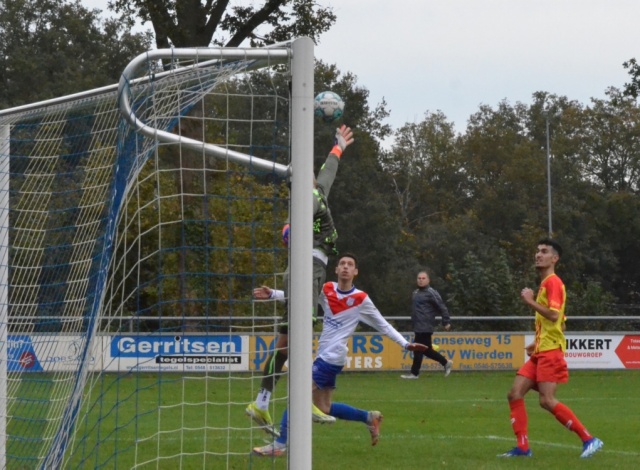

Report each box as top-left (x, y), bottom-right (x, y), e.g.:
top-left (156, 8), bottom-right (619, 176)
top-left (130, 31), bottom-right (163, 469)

top-left (0, 46), bottom-right (293, 469)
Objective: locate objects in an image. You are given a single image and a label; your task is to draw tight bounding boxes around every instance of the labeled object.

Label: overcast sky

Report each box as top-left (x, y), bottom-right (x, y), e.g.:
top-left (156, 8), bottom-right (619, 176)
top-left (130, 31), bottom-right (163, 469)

top-left (314, 0), bottom-right (640, 133)
top-left (90, 0), bottom-right (640, 133)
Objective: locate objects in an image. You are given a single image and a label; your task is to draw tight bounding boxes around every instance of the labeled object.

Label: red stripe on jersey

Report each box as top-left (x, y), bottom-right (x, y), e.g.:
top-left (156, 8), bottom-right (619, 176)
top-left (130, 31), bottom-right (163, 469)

top-left (323, 283), bottom-right (367, 314)
top-left (541, 274), bottom-right (565, 311)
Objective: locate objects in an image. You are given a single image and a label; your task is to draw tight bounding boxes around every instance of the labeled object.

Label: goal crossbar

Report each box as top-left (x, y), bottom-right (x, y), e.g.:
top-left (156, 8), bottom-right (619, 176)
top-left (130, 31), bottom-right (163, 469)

top-left (118, 48), bottom-right (291, 178)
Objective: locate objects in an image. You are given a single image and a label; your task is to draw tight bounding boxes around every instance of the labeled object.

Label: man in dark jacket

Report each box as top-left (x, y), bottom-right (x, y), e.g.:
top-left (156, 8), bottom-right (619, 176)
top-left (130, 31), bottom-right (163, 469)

top-left (401, 270), bottom-right (453, 379)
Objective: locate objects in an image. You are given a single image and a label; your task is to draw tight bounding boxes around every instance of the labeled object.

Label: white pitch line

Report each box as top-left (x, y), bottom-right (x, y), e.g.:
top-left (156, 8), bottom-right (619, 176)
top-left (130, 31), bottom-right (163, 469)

top-left (339, 396), bottom-right (635, 404)
top-left (314, 431), bottom-right (639, 458)
top-left (455, 434), bottom-right (638, 457)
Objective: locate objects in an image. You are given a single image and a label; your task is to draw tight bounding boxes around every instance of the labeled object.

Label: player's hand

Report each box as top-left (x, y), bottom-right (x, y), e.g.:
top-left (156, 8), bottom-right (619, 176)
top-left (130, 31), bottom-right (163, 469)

top-left (282, 223), bottom-right (290, 247)
top-left (253, 286), bottom-right (273, 300)
top-left (525, 344), bottom-right (535, 357)
top-left (405, 342), bottom-right (428, 352)
top-left (334, 125), bottom-right (354, 152)
top-left (443, 323), bottom-right (452, 332)
top-left (520, 287), bottom-right (535, 304)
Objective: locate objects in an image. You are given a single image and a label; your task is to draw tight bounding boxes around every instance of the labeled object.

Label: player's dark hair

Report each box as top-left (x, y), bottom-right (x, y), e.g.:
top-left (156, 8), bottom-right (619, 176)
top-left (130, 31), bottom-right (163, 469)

top-left (538, 238), bottom-right (563, 258)
top-left (339, 252), bottom-right (358, 268)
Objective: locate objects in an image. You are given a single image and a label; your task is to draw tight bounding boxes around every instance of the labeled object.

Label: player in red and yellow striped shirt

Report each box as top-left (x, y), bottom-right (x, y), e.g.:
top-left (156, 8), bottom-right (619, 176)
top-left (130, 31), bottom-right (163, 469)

top-left (499, 239), bottom-right (603, 459)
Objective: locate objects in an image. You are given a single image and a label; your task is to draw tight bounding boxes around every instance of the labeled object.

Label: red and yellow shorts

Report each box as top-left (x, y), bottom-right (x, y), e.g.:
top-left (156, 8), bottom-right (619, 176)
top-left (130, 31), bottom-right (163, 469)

top-left (517, 347), bottom-right (568, 384)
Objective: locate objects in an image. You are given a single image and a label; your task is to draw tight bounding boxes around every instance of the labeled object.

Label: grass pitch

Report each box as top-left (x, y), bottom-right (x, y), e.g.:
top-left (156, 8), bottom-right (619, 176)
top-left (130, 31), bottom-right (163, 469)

top-left (62, 369), bottom-right (638, 469)
top-left (253, 369), bottom-right (638, 470)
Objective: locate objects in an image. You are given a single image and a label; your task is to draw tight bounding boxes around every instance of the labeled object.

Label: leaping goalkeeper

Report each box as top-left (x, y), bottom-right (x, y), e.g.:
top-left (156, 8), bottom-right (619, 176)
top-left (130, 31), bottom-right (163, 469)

top-left (246, 125), bottom-right (354, 437)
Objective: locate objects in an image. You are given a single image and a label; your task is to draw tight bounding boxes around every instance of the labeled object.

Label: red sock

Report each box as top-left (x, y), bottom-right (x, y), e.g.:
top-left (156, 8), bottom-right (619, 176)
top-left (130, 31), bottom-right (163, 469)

top-left (552, 402), bottom-right (593, 442)
top-left (509, 398), bottom-right (529, 450)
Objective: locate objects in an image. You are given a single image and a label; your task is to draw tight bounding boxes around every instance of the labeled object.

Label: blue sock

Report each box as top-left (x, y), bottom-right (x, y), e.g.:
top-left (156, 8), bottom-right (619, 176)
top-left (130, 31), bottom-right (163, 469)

top-left (276, 408), bottom-right (288, 444)
top-left (329, 402), bottom-right (368, 423)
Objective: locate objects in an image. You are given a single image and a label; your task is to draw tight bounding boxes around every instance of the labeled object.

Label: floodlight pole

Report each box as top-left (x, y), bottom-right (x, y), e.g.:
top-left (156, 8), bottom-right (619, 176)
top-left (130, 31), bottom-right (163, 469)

top-left (545, 114), bottom-right (553, 237)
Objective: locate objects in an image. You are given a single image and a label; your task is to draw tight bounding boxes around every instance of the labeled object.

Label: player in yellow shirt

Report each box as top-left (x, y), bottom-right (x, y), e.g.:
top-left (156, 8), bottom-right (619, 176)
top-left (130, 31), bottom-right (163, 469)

top-left (498, 239), bottom-right (603, 459)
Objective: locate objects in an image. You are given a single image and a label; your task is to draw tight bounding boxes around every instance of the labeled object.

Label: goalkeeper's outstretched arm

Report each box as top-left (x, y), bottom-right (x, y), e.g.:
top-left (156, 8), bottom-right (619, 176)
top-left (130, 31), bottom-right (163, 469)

top-left (316, 125), bottom-right (354, 197)
top-left (253, 286), bottom-right (285, 301)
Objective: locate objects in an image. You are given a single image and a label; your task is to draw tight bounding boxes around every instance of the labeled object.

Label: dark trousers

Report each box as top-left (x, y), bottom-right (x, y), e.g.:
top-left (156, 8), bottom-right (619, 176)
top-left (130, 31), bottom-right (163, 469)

top-left (410, 331), bottom-right (447, 376)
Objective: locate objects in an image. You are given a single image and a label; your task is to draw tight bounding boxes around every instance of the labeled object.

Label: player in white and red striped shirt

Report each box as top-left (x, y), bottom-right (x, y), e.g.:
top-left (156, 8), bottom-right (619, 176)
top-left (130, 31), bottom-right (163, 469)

top-left (254, 253), bottom-right (427, 456)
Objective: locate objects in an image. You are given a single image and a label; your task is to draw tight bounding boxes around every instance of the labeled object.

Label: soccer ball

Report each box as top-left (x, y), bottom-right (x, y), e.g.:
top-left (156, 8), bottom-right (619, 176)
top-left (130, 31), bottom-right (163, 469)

top-left (314, 91), bottom-right (344, 123)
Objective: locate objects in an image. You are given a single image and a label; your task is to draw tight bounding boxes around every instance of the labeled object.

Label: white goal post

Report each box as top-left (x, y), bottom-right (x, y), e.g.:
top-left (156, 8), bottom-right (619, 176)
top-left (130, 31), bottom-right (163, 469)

top-left (0, 37), bottom-right (314, 469)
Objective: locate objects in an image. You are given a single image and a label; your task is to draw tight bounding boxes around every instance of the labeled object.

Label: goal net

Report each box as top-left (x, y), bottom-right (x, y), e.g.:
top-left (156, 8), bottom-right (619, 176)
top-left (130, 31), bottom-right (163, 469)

top-left (0, 38), bottom-right (314, 469)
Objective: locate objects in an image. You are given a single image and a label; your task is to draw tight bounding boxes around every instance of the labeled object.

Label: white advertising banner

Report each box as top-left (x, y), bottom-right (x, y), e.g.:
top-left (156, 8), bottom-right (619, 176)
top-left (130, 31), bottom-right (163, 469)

top-left (6, 334), bottom-right (101, 372)
top-left (524, 334), bottom-right (640, 369)
top-left (7, 333), bottom-right (638, 373)
top-left (103, 334), bottom-right (250, 372)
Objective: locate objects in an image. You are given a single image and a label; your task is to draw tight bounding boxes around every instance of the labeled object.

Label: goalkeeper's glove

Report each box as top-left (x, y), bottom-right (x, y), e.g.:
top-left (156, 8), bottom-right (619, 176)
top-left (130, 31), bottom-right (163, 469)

top-left (282, 223), bottom-right (290, 247)
top-left (331, 125), bottom-right (354, 158)
top-left (405, 342), bottom-right (428, 352)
